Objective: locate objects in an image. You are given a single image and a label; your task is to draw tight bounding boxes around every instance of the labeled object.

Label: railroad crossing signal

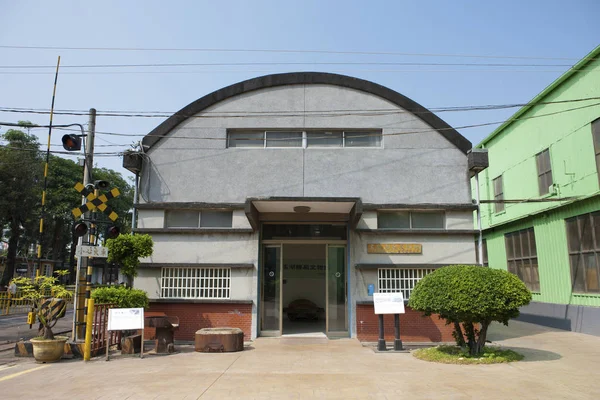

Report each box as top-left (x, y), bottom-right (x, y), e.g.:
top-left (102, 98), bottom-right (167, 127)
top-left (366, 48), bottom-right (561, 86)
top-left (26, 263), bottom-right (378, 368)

top-left (71, 182), bottom-right (120, 221)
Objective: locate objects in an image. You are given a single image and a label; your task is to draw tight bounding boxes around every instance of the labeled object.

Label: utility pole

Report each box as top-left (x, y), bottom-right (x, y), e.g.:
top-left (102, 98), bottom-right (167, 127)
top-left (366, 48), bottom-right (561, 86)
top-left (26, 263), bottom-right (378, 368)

top-left (72, 108), bottom-right (96, 341)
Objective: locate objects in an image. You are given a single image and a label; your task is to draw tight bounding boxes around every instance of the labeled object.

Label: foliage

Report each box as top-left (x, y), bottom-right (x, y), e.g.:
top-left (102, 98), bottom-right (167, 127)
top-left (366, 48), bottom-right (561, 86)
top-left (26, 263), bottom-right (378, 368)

top-left (408, 265), bottom-right (532, 356)
top-left (413, 345), bottom-right (524, 365)
top-left (91, 286), bottom-right (149, 309)
top-left (106, 234), bottom-right (153, 286)
top-left (10, 271), bottom-right (72, 340)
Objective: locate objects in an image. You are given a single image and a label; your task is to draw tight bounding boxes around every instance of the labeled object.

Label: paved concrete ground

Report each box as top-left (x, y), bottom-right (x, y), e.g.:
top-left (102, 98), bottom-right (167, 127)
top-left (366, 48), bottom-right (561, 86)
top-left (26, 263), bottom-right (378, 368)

top-left (0, 320), bottom-right (599, 399)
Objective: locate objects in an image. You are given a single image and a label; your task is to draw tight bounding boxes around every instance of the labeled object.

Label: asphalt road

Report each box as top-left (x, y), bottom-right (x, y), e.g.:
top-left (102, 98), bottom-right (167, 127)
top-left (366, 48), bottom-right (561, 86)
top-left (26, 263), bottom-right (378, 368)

top-left (0, 310), bottom-right (73, 343)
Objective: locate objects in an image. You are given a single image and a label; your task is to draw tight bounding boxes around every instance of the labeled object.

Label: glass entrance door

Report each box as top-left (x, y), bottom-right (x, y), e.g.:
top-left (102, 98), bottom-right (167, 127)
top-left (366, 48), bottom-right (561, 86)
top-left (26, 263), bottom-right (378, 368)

top-left (326, 245), bottom-right (347, 336)
top-left (261, 245), bottom-right (282, 335)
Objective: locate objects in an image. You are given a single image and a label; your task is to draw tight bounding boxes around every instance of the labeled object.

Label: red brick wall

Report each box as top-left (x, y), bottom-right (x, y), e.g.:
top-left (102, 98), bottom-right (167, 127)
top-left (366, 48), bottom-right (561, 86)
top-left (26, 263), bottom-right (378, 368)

top-left (356, 304), bottom-right (454, 342)
top-left (147, 302), bottom-right (252, 341)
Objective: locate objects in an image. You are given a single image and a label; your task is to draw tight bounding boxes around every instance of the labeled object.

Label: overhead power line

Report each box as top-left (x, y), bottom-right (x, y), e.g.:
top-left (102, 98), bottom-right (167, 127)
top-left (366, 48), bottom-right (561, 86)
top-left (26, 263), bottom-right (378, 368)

top-left (0, 45), bottom-right (588, 61)
top-left (1, 96), bottom-right (600, 120)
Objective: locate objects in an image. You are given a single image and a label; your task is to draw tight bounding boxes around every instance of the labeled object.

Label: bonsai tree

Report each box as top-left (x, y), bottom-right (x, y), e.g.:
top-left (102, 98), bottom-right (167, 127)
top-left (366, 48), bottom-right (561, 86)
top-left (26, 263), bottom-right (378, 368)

top-left (408, 265), bottom-right (532, 356)
top-left (106, 234), bottom-right (153, 288)
top-left (10, 270), bottom-right (72, 340)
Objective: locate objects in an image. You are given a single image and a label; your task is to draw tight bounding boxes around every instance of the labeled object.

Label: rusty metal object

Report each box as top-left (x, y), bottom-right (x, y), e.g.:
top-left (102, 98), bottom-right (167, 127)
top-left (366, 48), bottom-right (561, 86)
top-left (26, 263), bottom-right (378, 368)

top-left (195, 328), bottom-right (243, 353)
top-left (146, 315), bottom-right (179, 354)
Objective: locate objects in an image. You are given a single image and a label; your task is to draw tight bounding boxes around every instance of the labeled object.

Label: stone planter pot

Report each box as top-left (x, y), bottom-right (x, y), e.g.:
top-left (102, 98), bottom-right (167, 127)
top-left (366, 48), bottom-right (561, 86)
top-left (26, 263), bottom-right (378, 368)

top-left (30, 336), bottom-right (68, 363)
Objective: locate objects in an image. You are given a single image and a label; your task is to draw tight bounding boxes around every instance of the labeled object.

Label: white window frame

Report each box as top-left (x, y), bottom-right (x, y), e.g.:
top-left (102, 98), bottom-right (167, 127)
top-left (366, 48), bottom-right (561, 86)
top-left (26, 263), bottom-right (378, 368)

top-left (377, 210), bottom-right (446, 230)
top-left (226, 130), bottom-right (383, 149)
top-left (160, 267), bottom-right (231, 299)
top-left (377, 268), bottom-right (435, 300)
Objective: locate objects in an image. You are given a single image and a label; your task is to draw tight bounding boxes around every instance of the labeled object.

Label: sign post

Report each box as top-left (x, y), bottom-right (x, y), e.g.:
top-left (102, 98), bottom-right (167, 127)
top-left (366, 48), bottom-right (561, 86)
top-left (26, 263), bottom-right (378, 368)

top-left (106, 308), bottom-right (144, 361)
top-left (373, 292), bottom-right (405, 351)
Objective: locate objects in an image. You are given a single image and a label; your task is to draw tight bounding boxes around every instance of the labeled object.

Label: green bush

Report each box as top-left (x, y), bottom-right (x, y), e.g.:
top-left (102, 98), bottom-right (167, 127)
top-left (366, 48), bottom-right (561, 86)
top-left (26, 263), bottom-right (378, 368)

top-left (91, 286), bottom-right (149, 309)
top-left (408, 265), bottom-right (531, 356)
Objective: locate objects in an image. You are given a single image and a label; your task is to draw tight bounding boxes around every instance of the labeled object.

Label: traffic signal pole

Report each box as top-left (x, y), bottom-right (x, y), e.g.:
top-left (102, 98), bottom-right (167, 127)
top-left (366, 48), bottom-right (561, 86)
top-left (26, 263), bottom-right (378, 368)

top-left (72, 108), bottom-right (96, 341)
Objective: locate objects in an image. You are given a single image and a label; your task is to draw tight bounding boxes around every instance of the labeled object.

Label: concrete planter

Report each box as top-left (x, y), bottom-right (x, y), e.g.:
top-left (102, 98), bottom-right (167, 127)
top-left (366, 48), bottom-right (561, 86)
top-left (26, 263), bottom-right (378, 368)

top-left (30, 336), bottom-right (68, 363)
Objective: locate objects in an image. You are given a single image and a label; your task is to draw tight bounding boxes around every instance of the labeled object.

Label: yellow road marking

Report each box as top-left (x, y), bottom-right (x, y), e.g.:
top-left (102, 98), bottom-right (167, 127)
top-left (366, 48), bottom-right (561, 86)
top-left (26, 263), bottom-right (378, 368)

top-left (0, 365), bottom-right (48, 382)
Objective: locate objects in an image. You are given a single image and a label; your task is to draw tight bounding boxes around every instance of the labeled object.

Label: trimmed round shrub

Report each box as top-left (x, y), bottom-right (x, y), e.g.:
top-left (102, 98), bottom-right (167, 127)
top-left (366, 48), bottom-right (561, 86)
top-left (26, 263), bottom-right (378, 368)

top-left (91, 286), bottom-right (149, 309)
top-left (408, 265), bottom-right (531, 355)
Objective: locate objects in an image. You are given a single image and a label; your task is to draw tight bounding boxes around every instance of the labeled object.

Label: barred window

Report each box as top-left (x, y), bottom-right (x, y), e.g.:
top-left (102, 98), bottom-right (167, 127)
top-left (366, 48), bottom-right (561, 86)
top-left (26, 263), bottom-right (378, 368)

top-left (505, 228), bottom-right (540, 292)
top-left (566, 212), bottom-right (600, 294)
top-left (160, 267), bottom-right (231, 299)
top-left (377, 268), bottom-right (435, 300)
top-left (536, 148), bottom-right (553, 196)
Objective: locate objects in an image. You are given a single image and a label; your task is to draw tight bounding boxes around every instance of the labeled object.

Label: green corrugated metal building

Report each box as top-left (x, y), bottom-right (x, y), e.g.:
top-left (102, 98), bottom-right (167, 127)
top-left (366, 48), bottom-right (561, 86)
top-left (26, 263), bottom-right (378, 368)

top-left (473, 45), bottom-right (600, 335)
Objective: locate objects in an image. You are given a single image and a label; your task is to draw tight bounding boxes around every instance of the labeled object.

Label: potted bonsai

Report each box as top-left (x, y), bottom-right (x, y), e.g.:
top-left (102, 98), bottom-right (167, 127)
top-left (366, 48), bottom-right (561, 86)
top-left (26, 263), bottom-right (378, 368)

top-left (11, 270), bottom-right (72, 363)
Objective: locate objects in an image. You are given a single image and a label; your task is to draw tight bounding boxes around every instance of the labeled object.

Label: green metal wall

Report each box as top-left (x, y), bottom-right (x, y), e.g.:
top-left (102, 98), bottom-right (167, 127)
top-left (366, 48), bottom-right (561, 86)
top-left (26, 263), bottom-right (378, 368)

top-left (484, 196), bottom-right (600, 306)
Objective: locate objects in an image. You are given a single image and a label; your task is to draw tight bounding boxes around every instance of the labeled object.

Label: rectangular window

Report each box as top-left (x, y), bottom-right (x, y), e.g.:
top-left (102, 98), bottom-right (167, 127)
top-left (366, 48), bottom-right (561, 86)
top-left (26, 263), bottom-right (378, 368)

top-left (165, 210), bottom-right (200, 228)
top-left (377, 211), bottom-right (445, 229)
top-left (344, 131), bottom-right (382, 147)
top-left (592, 118), bottom-right (600, 185)
top-left (377, 211), bottom-right (410, 229)
top-left (306, 131), bottom-right (343, 147)
top-left (493, 175), bottom-right (504, 213)
top-left (505, 228), bottom-right (540, 292)
top-left (566, 212), bottom-right (600, 294)
top-left (536, 148), bottom-right (553, 196)
top-left (265, 131), bottom-right (303, 147)
top-left (200, 211), bottom-right (233, 228)
top-left (160, 267), bottom-right (231, 299)
top-left (227, 131), bottom-right (264, 148)
top-left (378, 268), bottom-right (435, 300)
top-left (411, 211), bottom-right (445, 229)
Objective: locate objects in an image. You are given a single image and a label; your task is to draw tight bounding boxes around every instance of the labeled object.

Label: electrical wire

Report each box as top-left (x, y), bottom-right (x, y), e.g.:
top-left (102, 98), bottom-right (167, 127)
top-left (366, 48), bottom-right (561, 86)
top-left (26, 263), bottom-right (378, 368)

top-left (0, 45), bottom-right (589, 61)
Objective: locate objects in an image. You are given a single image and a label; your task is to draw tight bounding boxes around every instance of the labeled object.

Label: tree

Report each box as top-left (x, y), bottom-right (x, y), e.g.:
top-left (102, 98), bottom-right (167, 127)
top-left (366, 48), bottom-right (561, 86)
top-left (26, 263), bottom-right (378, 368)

top-left (408, 265), bottom-right (532, 356)
top-left (105, 234), bottom-right (153, 287)
top-left (0, 128), bottom-right (42, 285)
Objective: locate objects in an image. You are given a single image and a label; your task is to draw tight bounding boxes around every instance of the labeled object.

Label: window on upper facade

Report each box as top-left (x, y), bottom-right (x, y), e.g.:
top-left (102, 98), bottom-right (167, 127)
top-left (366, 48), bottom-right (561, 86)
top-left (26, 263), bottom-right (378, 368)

top-left (200, 210), bottom-right (233, 228)
top-left (493, 175), bottom-right (504, 213)
top-left (566, 212), bottom-right (600, 294)
top-left (475, 239), bottom-right (489, 267)
top-left (165, 210), bottom-right (200, 228)
top-left (592, 118), bottom-right (600, 186)
top-left (266, 131), bottom-right (303, 148)
top-left (160, 267), bottom-right (231, 299)
top-left (377, 211), bottom-right (445, 230)
top-left (378, 268), bottom-right (435, 300)
top-left (226, 130), bottom-right (382, 148)
top-left (505, 228), bottom-right (540, 292)
top-left (344, 131), bottom-right (382, 147)
top-left (227, 131), bottom-right (264, 148)
top-left (165, 210), bottom-right (233, 228)
top-left (306, 131), bottom-right (343, 147)
top-left (536, 148), bottom-right (553, 196)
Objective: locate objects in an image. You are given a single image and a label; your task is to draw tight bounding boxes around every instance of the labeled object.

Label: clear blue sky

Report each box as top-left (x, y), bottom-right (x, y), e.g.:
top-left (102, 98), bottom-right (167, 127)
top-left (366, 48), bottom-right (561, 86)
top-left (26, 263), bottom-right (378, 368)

top-left (1, 0), bottom-right (599, 179)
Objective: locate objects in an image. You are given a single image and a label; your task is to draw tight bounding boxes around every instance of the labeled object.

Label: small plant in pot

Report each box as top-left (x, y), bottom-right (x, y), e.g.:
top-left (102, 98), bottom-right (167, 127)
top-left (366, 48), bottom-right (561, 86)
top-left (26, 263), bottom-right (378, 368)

top-left (11, 270), bottom-right (73, 363)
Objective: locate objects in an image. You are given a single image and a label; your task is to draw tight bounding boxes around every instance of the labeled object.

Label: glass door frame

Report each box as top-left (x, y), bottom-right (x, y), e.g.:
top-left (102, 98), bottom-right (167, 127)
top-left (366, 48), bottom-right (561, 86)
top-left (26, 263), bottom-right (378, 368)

top-left (259, 240), bottom-right (348, 338)
top-left (326, 244), bottom-right (348, 337)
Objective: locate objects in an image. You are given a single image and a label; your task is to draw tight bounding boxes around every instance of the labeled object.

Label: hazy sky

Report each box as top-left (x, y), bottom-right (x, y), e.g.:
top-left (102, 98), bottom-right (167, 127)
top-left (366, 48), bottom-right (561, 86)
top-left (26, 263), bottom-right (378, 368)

top-left (1, 0), bottom-right (599, 180)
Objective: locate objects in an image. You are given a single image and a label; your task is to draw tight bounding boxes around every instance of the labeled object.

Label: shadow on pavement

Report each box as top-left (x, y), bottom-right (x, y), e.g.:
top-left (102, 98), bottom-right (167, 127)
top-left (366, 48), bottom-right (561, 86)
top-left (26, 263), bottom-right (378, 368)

top-left (501, 346), bottom-right (562, 362)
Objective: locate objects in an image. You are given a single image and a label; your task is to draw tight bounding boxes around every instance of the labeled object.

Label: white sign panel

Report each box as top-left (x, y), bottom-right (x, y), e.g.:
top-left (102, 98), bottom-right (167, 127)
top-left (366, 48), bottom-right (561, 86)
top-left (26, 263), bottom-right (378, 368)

top-left (76, 245), bottom-right (108, 258)
top-left (107, 308), bottom-right (144, 331)
top-left (373, 293), bottom-right (405, 314)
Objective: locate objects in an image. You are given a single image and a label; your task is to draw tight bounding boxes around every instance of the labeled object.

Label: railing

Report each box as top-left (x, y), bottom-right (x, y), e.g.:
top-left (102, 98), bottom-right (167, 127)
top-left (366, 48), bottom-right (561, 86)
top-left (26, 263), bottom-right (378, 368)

top-left (91, 303), bottom-right (121, 353)
top-left (0, 288), bottom-right (74, 316)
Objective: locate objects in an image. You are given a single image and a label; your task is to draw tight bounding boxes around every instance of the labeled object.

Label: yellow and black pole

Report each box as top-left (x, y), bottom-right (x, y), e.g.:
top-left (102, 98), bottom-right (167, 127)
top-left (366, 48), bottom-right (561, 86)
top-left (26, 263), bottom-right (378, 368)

top-left (36, 56), bottom-right (61, 275)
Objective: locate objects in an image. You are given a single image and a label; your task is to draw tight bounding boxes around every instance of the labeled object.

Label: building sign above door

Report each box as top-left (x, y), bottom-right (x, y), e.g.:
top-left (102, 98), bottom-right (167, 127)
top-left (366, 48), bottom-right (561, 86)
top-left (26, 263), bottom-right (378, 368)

top-left (367, 243), bottom-right (422, 254)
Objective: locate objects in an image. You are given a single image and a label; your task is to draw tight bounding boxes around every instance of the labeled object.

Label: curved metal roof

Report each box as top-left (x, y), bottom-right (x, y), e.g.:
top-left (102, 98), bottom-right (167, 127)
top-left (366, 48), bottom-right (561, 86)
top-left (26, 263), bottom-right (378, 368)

top-left (142, 72), bottom-right (471, 153)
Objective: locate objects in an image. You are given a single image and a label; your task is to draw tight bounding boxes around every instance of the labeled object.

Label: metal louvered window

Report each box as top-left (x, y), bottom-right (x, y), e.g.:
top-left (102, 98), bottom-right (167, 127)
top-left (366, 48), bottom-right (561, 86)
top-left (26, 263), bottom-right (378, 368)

top-left (160, 267), bottom-right (231, 299)
top-left (377, 268), bottom-right (435, 300)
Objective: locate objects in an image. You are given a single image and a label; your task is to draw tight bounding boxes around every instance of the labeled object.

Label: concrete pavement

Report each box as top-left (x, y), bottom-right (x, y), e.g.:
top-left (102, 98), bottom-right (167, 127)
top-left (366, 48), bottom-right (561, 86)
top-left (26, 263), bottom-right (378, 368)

top-left (0, 320), bottom-right (599, 399)
top-left (0, 310), bottom-right (73, 345)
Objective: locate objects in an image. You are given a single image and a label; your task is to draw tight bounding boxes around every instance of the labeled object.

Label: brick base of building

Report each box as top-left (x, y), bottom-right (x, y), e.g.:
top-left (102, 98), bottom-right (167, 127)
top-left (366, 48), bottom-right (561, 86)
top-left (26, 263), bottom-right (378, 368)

top-left (356, 304), bottom-right (455, 342)
top-left (146, 302), bottom-right (252, 341)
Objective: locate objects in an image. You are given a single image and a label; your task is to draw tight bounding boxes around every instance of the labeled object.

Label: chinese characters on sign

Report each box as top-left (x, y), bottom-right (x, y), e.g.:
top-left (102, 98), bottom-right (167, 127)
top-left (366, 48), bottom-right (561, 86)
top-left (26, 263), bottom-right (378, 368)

top-left (367, 243), bottom-right (422, 254)
top-left (76, 245), bottom-right (109, 258)
top-left (373, 293), bottom-right (405, 314)
top-left (107, 308), bottom-right (144, 331)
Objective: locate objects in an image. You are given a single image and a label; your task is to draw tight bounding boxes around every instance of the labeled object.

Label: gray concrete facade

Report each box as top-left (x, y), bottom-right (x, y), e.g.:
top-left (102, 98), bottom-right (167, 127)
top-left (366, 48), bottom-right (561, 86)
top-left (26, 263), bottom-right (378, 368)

top-left (134, 73), bottom-right (476, 341)
top-left (517, 301), bottom-right (600, 336)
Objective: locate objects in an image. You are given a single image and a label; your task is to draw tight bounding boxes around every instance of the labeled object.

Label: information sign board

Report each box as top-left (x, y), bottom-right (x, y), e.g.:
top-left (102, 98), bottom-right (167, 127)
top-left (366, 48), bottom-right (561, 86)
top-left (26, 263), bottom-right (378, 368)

top-left (107, 308), bottom-right (144, 331)
top-left (373, 293), bottom-right (405, 314)
top-left (76, 245), bottom-right (108, 258)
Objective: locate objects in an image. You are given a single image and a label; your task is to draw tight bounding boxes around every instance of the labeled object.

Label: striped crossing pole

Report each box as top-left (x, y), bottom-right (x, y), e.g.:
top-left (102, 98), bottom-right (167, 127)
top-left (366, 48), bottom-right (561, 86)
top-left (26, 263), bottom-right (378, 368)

top-left (36, 56), bottom-right (60, 274)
